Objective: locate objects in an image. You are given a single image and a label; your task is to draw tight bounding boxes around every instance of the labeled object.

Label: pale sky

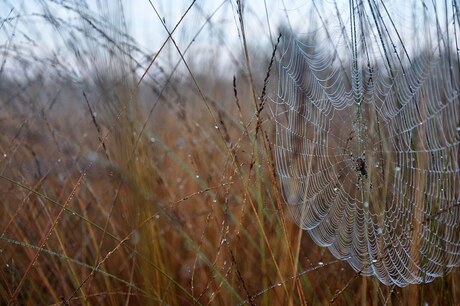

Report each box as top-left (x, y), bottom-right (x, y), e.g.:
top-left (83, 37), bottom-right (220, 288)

top-left (0, 0), bottom-right (451, 79)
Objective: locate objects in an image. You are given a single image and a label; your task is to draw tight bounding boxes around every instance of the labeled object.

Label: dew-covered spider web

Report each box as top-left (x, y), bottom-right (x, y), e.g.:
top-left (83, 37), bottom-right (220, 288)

top-left (273, 0), bottom-right (460, 287)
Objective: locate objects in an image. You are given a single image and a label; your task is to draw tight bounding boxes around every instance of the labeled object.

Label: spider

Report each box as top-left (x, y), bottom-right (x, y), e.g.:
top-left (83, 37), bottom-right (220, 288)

top-left (356, 156), bottom-right (368, 179)
top-left (350, 152), bottom-right (372, 190)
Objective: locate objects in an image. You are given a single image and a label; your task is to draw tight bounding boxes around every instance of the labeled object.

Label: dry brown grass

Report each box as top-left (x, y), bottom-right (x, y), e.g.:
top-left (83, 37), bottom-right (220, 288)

top-left (1, 68), bottom-right (458, 305)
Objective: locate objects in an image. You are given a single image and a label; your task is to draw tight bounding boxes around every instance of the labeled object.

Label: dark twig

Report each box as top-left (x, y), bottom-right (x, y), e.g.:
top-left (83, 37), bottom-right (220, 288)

top-left (259, 33), bottom-right (282, 113)
top-left (256, 32), bottom-right (282, 137)
top-left (230, 249), bottom-right (255, 306)
top-left (83, 92), bottom-right (110, 161)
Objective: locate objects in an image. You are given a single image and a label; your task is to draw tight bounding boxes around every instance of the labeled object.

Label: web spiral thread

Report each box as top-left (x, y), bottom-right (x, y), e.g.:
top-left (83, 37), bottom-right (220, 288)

top-left (273, 1), bottom-right (460, 286)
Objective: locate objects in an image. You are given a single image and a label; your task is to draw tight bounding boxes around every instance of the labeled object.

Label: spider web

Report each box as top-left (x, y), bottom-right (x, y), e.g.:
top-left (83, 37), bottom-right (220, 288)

top-left (273, 0), bottom-right (460, 287)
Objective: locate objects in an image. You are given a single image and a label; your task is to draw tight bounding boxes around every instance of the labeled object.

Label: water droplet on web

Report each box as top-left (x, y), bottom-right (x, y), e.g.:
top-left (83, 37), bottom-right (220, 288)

top-left (276, 283), bottom-right (282, 287)
top-left (372, 259), bottom-right (378, 263)
top-left (150, 137), bottom-right (156, 143)
top-left (214, 125), bottom-right (219, 129)
top-left (318, 261), bottom-right (324, 266)
top-left (395, 166), bottom-right (401, 172)
top-left (131, 230), bottom-right (140, 245)
top-left (333, 187), bottom-right (338, 191)
top-left (195, 175), bottom-right (200, 179)
top-left (3, 154), bottom-right (6, 158)
top-left (92, 111), bottom-right (97, 117)
top-left (377, 227), bottom-right (382, 235)
top-left (364, 202), bottom-right (369, 208)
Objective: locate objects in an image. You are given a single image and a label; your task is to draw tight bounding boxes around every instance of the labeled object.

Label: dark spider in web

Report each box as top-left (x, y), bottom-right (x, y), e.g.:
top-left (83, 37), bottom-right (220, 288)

top-left (356, 156), bottom-right (367, 179)
top-left (350, 152), bottom-right (372, 190)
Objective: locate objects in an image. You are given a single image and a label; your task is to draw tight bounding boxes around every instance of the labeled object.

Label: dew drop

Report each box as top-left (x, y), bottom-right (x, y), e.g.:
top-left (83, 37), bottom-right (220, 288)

top-left (333, 187), bottom-right (338, 192)
top-left (318, 261), bottom-right (324, 266)
top-left (150, 137), bottom-right (156, 143)
top-left (195, 175), bottom-right (200, 179)
top-left (131, 230), bottom-right (140, 245)
top-left (395, 166), bottom-right (401, 172)
top-left (364, 201), bottom-right (369, 208)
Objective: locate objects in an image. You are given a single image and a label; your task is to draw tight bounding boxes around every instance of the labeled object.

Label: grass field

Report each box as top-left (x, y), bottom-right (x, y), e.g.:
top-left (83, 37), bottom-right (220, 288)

top-left (0, 1), bottom-right (459, 305)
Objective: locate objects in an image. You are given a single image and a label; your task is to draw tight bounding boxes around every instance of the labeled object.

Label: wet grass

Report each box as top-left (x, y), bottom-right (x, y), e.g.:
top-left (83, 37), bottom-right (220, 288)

top-left (0, 1), bottom-right (459, 305)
